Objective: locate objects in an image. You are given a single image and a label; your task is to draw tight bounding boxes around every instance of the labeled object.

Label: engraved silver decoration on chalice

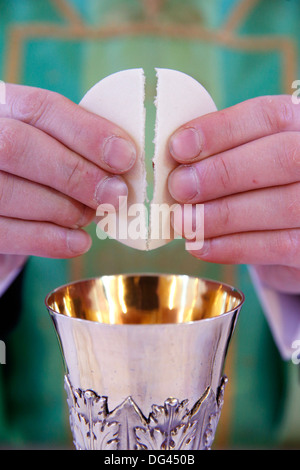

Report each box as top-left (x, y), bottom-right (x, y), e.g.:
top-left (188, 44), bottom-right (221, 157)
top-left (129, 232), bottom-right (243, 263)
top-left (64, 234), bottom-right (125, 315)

top-left (64, 375), bottom-right (228, 451)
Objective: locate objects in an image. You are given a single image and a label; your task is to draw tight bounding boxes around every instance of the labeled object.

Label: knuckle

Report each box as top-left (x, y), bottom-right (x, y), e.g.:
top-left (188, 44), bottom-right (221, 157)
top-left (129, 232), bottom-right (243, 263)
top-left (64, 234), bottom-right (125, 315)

top-left (276, 132), bottom-right (300, 175)
top-left (285, 184), bottom-right (300, 225)
top-left (64, 157), bottom-right (85, 196)
top-left (34, 223), bottom-right (69, 258)
top-left (260, 96), bottom-right (294, 133)
top-left (0, 171), bottom-right (13, 210)
top-left (0, 119), bottom-right (18, 167)
top-left (11, 87), bottom-right (57, 126)
top-left (219, 110), bottom-right (238, 143)
top-left (214, 155), bottom-right (232, 192)
top-left (218, 198), bottom-right (231, 229)
top-left (288, 132), bottom-right (300, 169)
top-left (277, 230), bottom-right (300, 263)
top-left (230, 235), bottom-right (244, 262)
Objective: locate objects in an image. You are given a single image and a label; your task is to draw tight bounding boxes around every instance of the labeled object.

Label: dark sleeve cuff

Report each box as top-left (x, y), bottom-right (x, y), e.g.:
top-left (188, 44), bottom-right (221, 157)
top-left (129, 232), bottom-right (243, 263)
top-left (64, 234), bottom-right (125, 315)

top-left (0, 266), bottom-right (26, 340)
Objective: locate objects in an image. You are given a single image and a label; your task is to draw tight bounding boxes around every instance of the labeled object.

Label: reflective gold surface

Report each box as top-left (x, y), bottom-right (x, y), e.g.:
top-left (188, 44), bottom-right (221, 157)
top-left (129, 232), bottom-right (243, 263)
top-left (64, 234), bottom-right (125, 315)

top-left (46, 273), bottom-right (244, 325)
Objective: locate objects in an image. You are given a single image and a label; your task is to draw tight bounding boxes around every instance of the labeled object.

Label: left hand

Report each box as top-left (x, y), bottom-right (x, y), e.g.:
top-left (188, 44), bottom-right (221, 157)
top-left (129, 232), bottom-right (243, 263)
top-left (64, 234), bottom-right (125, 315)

top-left (167, 95), bottom-right (300, 294)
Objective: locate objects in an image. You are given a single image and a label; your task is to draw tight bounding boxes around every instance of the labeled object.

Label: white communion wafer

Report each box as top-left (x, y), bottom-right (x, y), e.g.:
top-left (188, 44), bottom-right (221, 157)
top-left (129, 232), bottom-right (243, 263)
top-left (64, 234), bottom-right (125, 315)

top-left (149, 68), bottom-right (217, 250)
top-left (80, 68), bottom-right (217, 250)
top-left (80, 68), bottom-right (148, 250)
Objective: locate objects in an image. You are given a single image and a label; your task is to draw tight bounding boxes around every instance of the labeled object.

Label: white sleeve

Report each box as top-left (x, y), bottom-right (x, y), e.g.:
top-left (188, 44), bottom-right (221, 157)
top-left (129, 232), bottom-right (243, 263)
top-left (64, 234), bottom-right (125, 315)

top-left (0, 255), bottom-right (27, 297)
top-left (249, 266), bottom-right (300, 360)
top-left (0, 266), bottom-right (24, 297)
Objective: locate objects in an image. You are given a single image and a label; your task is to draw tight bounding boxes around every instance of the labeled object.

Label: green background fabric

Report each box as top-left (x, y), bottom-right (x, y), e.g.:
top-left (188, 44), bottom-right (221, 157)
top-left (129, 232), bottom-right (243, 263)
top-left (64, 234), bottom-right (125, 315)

top-left (0, 0), bottom-right (299, 448)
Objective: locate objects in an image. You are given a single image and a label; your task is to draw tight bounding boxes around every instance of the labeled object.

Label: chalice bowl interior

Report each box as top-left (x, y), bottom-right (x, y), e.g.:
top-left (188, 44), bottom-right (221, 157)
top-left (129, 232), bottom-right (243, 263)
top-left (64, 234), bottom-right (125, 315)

top-left (45, 273), bottom-right (244, 450)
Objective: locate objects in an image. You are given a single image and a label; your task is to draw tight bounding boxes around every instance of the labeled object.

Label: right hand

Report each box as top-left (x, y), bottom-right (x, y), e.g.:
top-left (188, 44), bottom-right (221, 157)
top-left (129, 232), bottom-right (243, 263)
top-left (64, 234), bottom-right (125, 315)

top-left (0, 84), bottom-right (137, 260)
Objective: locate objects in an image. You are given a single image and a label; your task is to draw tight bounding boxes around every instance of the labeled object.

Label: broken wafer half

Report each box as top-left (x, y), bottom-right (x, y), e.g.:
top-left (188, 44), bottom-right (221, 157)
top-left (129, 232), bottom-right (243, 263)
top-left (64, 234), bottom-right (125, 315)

top-left (80, 68), bottom-right (217, 251)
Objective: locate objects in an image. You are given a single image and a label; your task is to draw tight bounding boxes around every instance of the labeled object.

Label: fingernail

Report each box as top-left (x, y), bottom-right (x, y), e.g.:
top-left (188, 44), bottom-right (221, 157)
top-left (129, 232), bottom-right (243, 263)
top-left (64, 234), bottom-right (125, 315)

top-left (95, 175), bottom-right (128, 209)
top-left (67, 230), bottom-right (91, 254)
top-left (169, 127), bottom-right (202, 161)
top-left (168, 166), bottom-right (199, 202)
top-left (71, 206), bottom-right (95, 229)
top-left (103, 136), bottom-right (136, 172)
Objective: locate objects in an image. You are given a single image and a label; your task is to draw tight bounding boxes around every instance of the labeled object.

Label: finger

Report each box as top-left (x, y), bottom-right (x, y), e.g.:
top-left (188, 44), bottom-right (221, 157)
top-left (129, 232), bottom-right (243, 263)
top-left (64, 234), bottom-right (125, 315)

top-left (0, 117), bottom-right (128, 210)
top-left (2, 84), bottom-right (137, 174)
top-left (168, 95), bottom-right (300, 163)
top-left (168, 131), bottom-right (300, 203)
top-left (187, 229), bottom-right (300, 268)
top-left (0, 217), bottom-right (92, 258)
top-left (0, 171), bottom-right (94, 228)
top-left (172, 182), bottom-right (300, 240)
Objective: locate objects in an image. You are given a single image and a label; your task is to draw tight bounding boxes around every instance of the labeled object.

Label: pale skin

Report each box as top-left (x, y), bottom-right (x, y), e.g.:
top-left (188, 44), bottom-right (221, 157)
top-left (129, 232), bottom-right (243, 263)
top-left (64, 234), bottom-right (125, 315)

top-left (0, 85), bottom-right (299, 295)
top-left (0, 84), bottom-right (136, 267)
top-left (168, 95), bottom-right (300, 294)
